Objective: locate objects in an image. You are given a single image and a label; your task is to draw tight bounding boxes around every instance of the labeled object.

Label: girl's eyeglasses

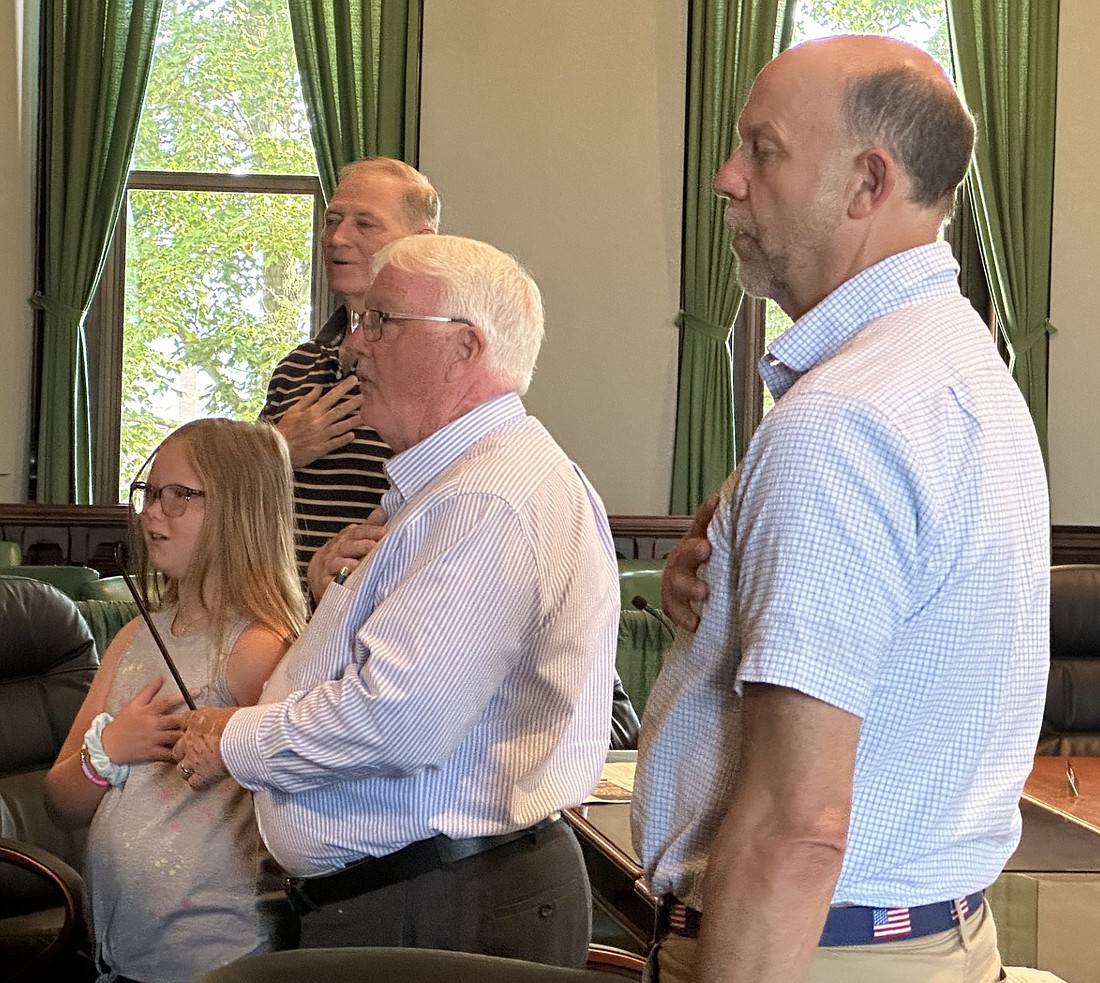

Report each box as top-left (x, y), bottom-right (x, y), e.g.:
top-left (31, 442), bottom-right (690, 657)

top-left (129, 481), bottom-right (205, 518)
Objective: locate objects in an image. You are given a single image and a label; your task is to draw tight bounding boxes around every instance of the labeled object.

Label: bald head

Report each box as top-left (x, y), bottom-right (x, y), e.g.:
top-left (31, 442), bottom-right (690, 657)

top-left (714, 35), bottom-right (973, 318)
top-left (779, 36), bottom-right (975, 218)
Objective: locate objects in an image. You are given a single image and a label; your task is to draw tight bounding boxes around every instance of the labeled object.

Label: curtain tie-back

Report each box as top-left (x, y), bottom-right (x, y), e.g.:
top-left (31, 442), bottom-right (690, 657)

top-left (29, 291), bottom-right (86, 327)
top-left (676, 310), bottom-right (731, 344)
top-left (1013, 317), bottom-right (1054, 355)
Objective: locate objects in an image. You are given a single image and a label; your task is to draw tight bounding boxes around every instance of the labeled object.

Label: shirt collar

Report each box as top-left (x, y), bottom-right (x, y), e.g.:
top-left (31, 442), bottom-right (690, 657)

top-left (314, 305), bottom-right (349, 347)
top-left (759, 242), bottom-right (961, 402)
top-left (383, 393), bottom-right (526, 509)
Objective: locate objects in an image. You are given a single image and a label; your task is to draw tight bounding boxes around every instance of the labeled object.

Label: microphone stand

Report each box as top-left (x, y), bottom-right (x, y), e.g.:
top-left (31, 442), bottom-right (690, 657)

top-left (631, 594), bottom-right (677, 638)
top-left (113, 543), bottom-right (197, 710)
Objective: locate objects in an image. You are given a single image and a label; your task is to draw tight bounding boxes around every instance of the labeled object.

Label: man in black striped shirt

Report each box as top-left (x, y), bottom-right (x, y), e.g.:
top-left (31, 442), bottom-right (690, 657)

top-left (260, 158), bottom-right (440, 597)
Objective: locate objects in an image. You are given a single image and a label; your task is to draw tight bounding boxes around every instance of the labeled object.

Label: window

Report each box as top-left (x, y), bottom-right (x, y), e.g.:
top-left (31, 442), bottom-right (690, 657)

top-left (737, 1), bottom-right (990, 427)
top-left (88, 0), bottom-right (328, 502)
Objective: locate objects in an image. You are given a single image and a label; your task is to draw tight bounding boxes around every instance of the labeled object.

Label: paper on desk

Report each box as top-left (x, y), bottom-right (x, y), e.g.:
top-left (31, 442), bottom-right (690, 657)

top-left (584, 759), bottom-right (636, 803)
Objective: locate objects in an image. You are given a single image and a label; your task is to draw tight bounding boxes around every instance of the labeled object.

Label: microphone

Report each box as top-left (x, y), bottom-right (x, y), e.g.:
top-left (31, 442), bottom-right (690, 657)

top-left (631, 594), bottom-right (676, 637)
top-left (113, 542), bottom-right (197, 710)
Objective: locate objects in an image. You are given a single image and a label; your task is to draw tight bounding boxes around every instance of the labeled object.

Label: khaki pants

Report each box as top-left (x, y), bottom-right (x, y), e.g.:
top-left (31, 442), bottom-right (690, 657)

top-left (648, 900), bottom-right (1003, 983)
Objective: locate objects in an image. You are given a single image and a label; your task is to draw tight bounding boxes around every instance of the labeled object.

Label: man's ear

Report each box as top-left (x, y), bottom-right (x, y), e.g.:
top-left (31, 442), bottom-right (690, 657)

top-left (446, 324), bottom-right (485, 380)
top-left (848, 147), bottom-right (896, 219)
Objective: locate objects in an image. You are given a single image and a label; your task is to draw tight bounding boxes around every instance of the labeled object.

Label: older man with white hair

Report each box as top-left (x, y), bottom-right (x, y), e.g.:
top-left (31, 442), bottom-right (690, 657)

top-left (176, 235), bottom-right (618, 968)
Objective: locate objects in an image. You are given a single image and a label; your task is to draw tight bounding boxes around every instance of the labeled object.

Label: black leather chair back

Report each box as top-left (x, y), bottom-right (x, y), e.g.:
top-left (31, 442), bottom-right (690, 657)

top-left (0, 576), bottom-right (98, 868)
top-left (0, 836), bottom-right (87, 979)
top-left (1040, 564), bottom-right (1100, 755)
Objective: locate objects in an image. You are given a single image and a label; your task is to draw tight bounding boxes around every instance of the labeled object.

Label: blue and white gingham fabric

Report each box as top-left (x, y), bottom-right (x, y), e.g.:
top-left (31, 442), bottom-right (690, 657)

top-left (634, 242), bottom-right (1049, 910)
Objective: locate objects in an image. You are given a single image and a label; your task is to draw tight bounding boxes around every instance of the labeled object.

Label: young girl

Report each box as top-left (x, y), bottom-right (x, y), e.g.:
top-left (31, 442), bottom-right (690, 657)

top-left (45, 418), bottom-right (307, 983)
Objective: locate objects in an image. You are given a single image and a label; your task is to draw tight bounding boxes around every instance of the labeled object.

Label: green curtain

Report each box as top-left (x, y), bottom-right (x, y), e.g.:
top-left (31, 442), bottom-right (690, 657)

top-left (31, 0), bottom-right (163, 504)
top-left (288, 0), bottom-right (422, 200)
top-left (669, 0), bottom-right (795, 514)
top-left (947, 0), bottom-right (1059, 461)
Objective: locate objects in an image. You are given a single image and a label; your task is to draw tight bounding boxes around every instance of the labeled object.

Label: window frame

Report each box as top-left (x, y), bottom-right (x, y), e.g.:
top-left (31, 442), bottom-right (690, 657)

top-left (87, 169), bottom-right (329, 503)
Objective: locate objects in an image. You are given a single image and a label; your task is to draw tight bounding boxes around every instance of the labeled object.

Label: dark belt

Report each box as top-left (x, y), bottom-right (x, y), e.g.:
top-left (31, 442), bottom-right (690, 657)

top-left (657, 890), bottom-right (984, 946)
top-left (285, 815), bottom-right (562, 914)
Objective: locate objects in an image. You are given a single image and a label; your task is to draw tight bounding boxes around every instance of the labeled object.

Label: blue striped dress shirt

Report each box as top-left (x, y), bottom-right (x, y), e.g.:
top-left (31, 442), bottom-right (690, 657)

top-left (635, 243), bottom-right (1049, 910)
top-left (222, 393), bottom-right (619, 877)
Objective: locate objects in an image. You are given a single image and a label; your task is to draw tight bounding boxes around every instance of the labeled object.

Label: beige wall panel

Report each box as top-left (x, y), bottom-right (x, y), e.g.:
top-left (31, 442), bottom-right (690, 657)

top-left (1049, 0), bottom-right (1100, 524)
top-left (420, 0), bottom-right (687, 514)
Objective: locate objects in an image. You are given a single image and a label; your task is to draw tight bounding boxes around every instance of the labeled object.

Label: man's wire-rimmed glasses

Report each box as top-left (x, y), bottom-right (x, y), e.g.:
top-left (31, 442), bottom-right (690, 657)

top-left (355, 308), bottom-right (473, 342)
top-left (129, 481), bottom-right (205, 518)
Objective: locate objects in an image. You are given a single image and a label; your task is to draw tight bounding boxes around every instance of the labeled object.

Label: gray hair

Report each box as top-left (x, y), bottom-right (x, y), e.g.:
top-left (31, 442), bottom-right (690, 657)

top-left (843, 66), bottom-right (975, 218)
top-left (372, 235), bottom-right (544, 394)
top-left (338, 157), bottom-right (441, 232)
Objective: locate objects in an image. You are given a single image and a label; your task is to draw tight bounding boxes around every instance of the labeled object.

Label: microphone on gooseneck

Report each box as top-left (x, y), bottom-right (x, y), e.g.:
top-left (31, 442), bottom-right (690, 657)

top-left (631, 595), bottom-right (676, 638)
top-left (113, 542), bottom-right (197, 710)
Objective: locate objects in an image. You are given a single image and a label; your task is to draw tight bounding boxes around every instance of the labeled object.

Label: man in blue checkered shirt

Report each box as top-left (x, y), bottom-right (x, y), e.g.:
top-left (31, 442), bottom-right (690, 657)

top-left (633, 34), bottom-right (1048, 983)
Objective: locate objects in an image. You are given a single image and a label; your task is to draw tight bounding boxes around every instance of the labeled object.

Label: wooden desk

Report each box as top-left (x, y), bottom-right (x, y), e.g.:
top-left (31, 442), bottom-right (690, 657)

top-left (565, 804), bottom-right (654, 950)
top-left (1022, 755), bottom-right (1100, 834)
top-left (991, 756), bottom-right (1100, 983)
top-left (569, 756), bottom-right (1100, 980)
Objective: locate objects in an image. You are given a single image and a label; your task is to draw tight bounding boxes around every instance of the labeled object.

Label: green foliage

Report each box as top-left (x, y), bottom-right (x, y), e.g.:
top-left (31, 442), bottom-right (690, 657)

top-left (796, 0), bottom-right (950, 70)
top-left (119, 0), bottom-right (317, 496)
top-left (134, 0), bottom-right (315, 173)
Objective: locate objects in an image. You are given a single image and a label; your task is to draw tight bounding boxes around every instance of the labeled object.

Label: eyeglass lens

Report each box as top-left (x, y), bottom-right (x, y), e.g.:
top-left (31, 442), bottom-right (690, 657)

top-left (130, 483), bottom-right (200, 518)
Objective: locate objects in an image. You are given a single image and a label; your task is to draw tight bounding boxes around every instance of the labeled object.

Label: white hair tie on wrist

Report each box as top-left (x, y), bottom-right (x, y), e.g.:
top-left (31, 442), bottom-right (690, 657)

top-left (83, 712), bottom-right (130, 786)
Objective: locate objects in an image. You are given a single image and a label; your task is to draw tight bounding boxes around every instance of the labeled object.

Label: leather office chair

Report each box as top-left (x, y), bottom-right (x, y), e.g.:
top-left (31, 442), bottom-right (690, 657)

top-left (616, 607), bottom-right (673, 719)
top-left (585, 943), bottom-right (646, 979)
top-left (0, 576), bottom-right (99, 979)
top-left (0, 576), bottom-right (98, 868)
top-left (0, 837), bottom-right (86, 980)
top-left (196, 946), bottom-right (643, 982)
top-left (1039, 564), bottom-right (1100, 755)
top-left (0, 566), bottom-right (101, 600)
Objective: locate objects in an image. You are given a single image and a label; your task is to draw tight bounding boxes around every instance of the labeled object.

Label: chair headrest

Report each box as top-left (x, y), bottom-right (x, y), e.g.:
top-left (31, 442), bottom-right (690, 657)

top-left (0, 576), bottom-right (97, 678)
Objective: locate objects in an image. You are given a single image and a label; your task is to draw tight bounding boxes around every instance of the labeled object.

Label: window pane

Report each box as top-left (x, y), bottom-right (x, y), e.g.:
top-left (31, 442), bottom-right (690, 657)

top-left (793, 2), bottom-right (950, 74)
top-left (761, 300), bottom-right (792, 418)
top-left (133, 0), bottom-right (314, 175)
top-left (118, 189), bottom-right (314, 499)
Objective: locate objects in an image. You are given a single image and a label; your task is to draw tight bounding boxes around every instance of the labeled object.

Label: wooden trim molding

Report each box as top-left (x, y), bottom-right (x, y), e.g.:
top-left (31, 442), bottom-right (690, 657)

top-left (2, 504), bottom-right (1098, 569)
top-left (1051, 525), bottom-right (1100, 566)
top-left (0, 504), bottom-right (129, 527)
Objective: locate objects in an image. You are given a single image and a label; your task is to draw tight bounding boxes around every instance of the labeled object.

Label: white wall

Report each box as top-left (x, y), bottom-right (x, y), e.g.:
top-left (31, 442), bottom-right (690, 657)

top-left (1048, 0), bottom-right (1100, 524)
top-left (419, 0), bottom-right (686, 514)
top-left (0, 0), bottom-right (35, 501)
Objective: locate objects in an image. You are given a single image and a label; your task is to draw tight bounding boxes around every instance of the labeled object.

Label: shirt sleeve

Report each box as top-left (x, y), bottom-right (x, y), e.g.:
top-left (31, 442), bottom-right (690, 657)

top-left (732, 390), bottom-right (936, 717)
top-left (222, 492), bottom-right (541, 793)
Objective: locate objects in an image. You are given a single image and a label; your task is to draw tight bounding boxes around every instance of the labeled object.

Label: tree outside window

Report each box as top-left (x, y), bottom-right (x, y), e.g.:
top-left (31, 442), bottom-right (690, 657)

top-left (94, 0), bottom-right (322, 500)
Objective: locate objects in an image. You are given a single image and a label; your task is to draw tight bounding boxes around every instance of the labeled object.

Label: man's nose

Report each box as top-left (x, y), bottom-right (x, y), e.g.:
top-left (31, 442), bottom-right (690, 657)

top-left (326, 217), bottom-right (352, 246)
top-left (713, 151), bottom-right (748, 201)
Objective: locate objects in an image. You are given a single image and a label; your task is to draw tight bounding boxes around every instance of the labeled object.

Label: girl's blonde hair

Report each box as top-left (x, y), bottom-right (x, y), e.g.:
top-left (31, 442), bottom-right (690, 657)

top-left (130, 418), bottom-right (306, 651)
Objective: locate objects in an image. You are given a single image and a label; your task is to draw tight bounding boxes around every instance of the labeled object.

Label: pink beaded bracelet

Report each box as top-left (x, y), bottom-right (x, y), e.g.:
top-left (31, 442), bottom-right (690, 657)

top-left (80, 743), bottom-right (110, 788)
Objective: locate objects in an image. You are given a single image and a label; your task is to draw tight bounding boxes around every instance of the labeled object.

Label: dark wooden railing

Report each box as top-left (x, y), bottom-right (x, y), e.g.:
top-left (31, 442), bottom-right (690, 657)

top-left (2, 503), bottom-right (1098, 569)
